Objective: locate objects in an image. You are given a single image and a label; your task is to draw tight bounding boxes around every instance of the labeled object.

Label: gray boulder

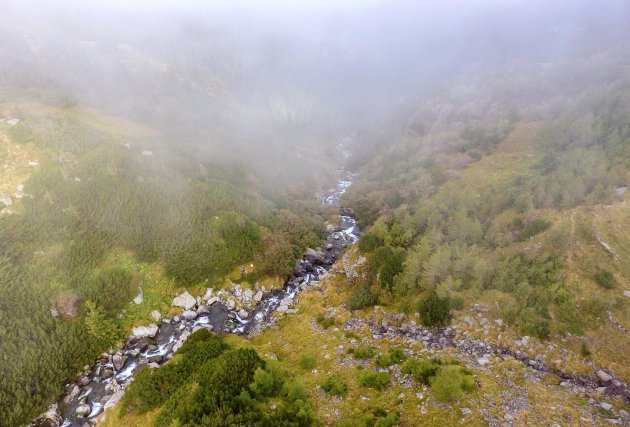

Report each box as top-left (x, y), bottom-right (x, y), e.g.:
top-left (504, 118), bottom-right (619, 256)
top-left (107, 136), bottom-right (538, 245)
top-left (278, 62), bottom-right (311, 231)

top-left (75, 404), bottom-right (91, 418)
top-left (150, 310), bottom-right (161, 322)
top-left (254, 290), bottom-right (263, 302)
top-left (182, 310), bottom-right (198, 320)
top-left (172, 291), bottom-right (196, 310)
top-left (132, 324), bottom-right (159, 338)
top-left (597, 370), bottom-right (613, 383)
top-left (112, 354), bottom-right (125, 370)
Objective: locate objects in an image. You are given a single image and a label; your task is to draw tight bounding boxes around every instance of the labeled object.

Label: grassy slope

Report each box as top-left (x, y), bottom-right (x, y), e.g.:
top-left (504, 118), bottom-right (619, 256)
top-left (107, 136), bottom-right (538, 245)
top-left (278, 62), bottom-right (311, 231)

top-left (455, 122), bottom-right (630, 381)
top-left (101, 251), bottom-right (608, 426)
top-left (100, 122), bottom-right (630, 426)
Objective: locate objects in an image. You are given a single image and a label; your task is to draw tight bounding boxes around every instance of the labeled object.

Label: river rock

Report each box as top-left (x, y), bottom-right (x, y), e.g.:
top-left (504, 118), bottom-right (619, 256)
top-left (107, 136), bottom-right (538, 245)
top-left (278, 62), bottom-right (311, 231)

top-left (305, 248), bottom-right (325, 264)
top-left (244, 288), bottom-right (253, 300)
top-left (172, 291), bottom-right (196, 310)
top-left (277, 304), bottom-right (289, 313)
top-left (226, 299), bottom-right (236, 310)
top-left (207, 296), bottom-right (219, 305)
top-left (132, 323), bottom-right (159, 338)
top-left (326, 243), bottom-right (333, 250)
top-left (597, 370), bottom-right (613, 383)
top-left (203, 288), bottom-right (214, 300)
top-left (78, 376), bottom-right (91, 386)
top-left (150, 310), bottom-right (161, 322)
top-left (182, 310), bottom-right (198, 320)
top-left (238, 309), bottom-right (249, 319)
top-left (133, 287), bottom-right (143, 304)
top-left (112, 354), bottom-right (125, 370)
top-left (75, 404), bottom-right (91, 418)
top-left (197, 305), bottom-right (210, 315)
top-left (254, 290), bottom-right (263, 302)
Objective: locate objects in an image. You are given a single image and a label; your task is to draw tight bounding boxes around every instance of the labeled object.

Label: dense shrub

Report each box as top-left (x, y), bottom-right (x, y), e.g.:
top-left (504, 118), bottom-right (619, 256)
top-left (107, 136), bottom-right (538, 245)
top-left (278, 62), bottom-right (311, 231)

top-left (349, 343), bottom-right (376, 359)
top-left (120, 331), bottom-right (228, 415)
top-left (358, 233), bottom-right (383, 253)
top-left (298, 353), bottom-right (317, 370)
top-left (595, 270), bottom-right (616, 289)
top-left (347, 284), bottom-right (377, 310)
top-left (375, 348), bottom-right (406, 367)
top-left (430, 365), bottom-right (475, 401)
top-left (418, 290), bottom-right (452, 327)
top-left (402, 358), bottom-right (441, 385)
top-left (322, 375), bottom-right (348, 397)
top-left (358, 370), bottom-right (390, 390)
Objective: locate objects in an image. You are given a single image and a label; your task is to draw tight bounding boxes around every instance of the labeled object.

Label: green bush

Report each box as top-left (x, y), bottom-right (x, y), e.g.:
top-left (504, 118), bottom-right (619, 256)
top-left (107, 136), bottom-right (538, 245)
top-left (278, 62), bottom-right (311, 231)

top-left (402, 358), bottom-right (441, 385)
top-left (347, 284), bottom-right (377, 310)
top-left (298, 353), bottom-right (317, 370)
top-left (375, 348), bottom-right (406, 367)
top-left (349, 343), bottom-right (376, 359)
top-left (430, 366), bottom-right (465, 401)
top-left (418, 290), bottom-right (452, 327)
top-left (358, 370), bottom-right (390, 390)
top-left (250, 363), bottom-right (285, 398)
top-left (595, 270), bottom-right (616, 289)
top-left (358, 233), bottom-right (383, 253)
top-left (378, 248), bottom-right (406, 290)
top-left (357, 408), bottom-right (401, 427)
top-left (321, 375), bottom-right (348, 397)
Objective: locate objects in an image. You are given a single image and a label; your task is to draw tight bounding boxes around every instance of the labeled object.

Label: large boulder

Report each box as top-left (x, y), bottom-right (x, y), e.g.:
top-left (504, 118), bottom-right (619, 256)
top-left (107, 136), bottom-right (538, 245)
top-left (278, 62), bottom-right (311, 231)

top-left (112, 354), bottom-right (125, 370)
top-left (226, 299), bottom-right (236, 310)
top-left (75, 404), bottom-right (91, 418)
top-left (597, 369), bottom-right (613, 384)
top-left (172, 291), bottom-right (196, 310)
top-left (305, 248), bottom-right (325, 265)
top-left (132, 324), bottom-right (159, 338)
top-left (182, 310), bottom-right (198, 320)
top-left (254, 290), bottom-right (263, 302)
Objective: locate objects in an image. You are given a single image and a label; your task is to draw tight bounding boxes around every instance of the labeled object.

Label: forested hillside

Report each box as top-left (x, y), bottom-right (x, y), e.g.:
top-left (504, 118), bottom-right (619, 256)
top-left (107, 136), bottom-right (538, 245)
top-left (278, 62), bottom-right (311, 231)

top-left (0, 102), bottom-right (334, 425)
